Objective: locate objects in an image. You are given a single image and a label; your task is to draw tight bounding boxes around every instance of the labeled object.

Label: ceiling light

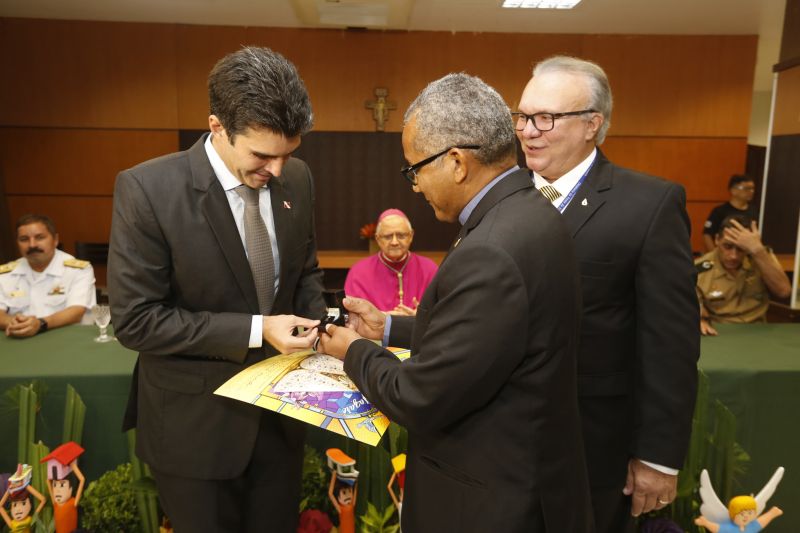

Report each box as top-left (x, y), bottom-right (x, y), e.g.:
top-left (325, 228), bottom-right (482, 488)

top-left (501, 0), bottom-right (583, 8)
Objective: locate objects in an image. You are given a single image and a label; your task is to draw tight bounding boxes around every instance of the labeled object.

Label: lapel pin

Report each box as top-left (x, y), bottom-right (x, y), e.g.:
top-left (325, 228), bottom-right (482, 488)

top-left (581, 198), bottom-right (588, 206)
top-left (283, 201), bottom-right (292, 209)
top-left (453, 237), bottom-right (461, 248)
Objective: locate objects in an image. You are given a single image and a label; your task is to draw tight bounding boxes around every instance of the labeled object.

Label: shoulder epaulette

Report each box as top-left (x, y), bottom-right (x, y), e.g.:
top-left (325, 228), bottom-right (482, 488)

top-left (0, 260), bottom-right (19, 274)
top-left (64, 258), bottom-right (90, 269)
top-left (695, 260), bottom-right (714, 273)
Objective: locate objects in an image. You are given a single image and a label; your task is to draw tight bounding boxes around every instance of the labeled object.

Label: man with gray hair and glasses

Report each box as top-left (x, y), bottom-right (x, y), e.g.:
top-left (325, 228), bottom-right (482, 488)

top-left (515, 55), bottom-right (699, 532)
top-left (319, 73), bottom-right (593, 532)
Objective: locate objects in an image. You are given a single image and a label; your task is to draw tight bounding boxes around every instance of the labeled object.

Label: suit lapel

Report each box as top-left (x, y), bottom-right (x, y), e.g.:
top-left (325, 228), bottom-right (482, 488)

top-left (562, 151), bottom-right (612, 237)
top-left (190, 135), bottom-right (261, 314)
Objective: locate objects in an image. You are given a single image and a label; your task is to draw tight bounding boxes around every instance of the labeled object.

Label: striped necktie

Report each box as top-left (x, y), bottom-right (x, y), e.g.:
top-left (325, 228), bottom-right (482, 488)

top-left (539, 184), bottom-right (562, 203)
top-left (235, 185), bottom-right (275, 314)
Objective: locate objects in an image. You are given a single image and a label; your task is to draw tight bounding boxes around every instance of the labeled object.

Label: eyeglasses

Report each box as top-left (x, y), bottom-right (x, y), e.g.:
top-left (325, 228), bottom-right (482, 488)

top-left (376, 232), bottom-right (412, 242)
top-left (400, 145), bottom-right (481, 185)
top-left (511, 109), bottom-right (597, 132)
top-left (733, 185), bottom-right (755, 192)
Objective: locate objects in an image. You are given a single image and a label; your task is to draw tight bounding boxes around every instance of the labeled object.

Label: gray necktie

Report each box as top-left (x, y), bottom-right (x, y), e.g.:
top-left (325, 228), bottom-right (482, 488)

top-left (235, 185), bottom-right (275, 314)
top-left (539, 184), bottom-right (562, 203)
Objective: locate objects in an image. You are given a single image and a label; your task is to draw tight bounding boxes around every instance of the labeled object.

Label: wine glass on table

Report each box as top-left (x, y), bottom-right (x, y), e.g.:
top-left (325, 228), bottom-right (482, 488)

top-left (91, 304), bottom-right (113, 343)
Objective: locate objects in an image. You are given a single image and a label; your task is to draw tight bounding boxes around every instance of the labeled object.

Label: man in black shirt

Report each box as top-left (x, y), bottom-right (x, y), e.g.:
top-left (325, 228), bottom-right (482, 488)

top-left (702, 174), bottom-right (757, 251)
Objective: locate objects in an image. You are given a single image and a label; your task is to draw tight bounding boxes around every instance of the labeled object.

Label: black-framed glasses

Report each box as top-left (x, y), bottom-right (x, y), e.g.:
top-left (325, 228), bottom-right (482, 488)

top-left (400, 145), bottom-right (481, 185)
top-left (511, 109), bottom-right (597, 132)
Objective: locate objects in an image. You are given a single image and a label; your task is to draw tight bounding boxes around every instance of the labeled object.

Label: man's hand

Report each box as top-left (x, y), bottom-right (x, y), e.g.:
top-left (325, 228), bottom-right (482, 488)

top-left (342, 297), bottom-right (386, 340)
top-left (389, 297), bottom-right (419, 316)
top-left (723, 220), bottom-right (764, 255)
top-left (317, 323), bottom-right (363, 360)
top-left (623, 459), bottom-right (677, 516)
top-left (6, 314), bottom-right (41, 338)
top-left (262, 315), bottom-right (320, 354)
top-left (700, 318), bottom-right (718, 336)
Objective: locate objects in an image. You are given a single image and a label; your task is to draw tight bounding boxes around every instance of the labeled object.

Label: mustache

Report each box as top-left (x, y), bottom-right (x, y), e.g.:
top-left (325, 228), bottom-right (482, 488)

top-left (26, 247), bottom-right (45, 255)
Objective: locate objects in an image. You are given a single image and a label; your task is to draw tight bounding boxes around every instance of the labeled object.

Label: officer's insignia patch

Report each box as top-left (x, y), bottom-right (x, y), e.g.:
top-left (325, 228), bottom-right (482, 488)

top-left (696, 260), bottom-right (713, 273)
top-left (64, 258), bottom-right (90, 269)
top-left (49, 285), bottom-right (65, 295)
top-left (0, 261), bottom-right (19, 274)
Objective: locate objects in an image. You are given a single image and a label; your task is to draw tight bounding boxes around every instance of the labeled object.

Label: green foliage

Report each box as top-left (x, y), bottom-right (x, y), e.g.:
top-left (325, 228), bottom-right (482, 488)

top-left (126, 429), bottom-right (159, 533)
top-left (80, 463), bottom-right (140, 533)
top-left (359, 502), bottom-right (399, 533)
top-left (62, 384), bottom-right (86, 445)
top-left (641, 370), bottom-right (751, 533)
top-left (300, 444), bottom-right (334, 516)
top-left (29, 440), bottom-right (53, 533)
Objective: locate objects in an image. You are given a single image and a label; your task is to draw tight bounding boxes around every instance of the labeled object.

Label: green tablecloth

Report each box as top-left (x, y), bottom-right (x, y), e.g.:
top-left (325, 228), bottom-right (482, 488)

top-left (699, 323), bottom-right (800, 533)
top-left (0, 325), bottom-right (137, 481)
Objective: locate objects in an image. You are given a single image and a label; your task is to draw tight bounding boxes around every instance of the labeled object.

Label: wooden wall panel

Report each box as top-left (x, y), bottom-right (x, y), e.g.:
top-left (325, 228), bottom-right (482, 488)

top-left (0, 18), bottom-right (760, 257)
top-left (175, 25), bottom-right (248, 129)
top-left (0, 18), bottom-right (178, 129)
top-left (583, 35), bottom-right (757, 138)
top-left (772, 66), bottom-right (800, 135)
top-left (7, 197), bottom-right (114, 252)
top-left (0, 128), bottom-right (178, 195)
top-left (687, 201), bottom-right (721, 252)
top-left (602, 137), bottom-right (748, 200)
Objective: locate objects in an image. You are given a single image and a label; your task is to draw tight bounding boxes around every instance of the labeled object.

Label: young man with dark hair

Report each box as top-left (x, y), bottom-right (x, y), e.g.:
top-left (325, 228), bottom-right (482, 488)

top-left (702, 174), bottom-right (758, 252)
top-left (108, 47), bottom-right (326, 532)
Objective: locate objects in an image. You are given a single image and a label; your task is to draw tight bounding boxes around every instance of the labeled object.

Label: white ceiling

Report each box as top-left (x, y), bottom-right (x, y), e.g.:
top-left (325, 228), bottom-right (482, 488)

top-left (0, 0), bottom-right (787, 91)
top-left (0, 0), bottom-right (784, 36)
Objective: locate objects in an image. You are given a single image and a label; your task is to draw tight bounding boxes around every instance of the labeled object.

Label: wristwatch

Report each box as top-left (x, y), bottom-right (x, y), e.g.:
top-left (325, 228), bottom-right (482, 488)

top-left (37, 318), bottom-right (49, 334)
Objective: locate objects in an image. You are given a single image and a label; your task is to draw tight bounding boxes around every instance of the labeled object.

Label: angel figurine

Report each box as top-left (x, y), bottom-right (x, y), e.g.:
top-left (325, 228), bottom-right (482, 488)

top-left (694, 467), bottom-right (784, 532)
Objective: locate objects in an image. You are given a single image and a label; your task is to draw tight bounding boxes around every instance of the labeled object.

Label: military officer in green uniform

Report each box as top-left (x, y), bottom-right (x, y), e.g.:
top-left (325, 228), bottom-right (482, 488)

top-left (696, 214), bottom-right (791, 335)
top-left (0, 214), bottom-right (96, 338)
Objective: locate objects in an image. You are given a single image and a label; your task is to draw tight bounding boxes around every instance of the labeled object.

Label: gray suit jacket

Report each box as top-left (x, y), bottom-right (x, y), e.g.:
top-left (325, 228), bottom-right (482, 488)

top-left (108, 134), bottom-right (325, 479)
top-left (345, 169), bottom-right (593, 532)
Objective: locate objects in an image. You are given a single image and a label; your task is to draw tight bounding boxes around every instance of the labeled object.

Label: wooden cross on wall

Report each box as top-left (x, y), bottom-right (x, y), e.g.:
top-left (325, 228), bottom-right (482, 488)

top-left (365, 87), bottom-right (397, 132)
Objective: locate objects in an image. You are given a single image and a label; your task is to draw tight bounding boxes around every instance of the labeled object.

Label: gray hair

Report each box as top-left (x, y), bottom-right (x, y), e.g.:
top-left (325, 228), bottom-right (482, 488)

top-left (208, 46), bottom-right (313, 142)
top-left (533, 56), bottom-right (613, 144)
top-left (404, 73), bottom-right (516, 166)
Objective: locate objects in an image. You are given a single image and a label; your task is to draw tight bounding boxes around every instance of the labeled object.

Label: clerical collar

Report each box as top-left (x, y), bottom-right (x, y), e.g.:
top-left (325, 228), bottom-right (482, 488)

top-left (379, 253), bottom-right (409, 270)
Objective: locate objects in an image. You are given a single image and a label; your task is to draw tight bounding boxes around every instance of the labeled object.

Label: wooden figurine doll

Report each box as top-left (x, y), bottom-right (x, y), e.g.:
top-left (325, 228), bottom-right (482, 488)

top-left (41, 442), bottom-right (86, 533)
top-left (0, 464), bottom-right (46, 533)
top-left (387, 453), bottom-right (406, 525)
top-left (326, 448), bottom-right (359, 533)
top-left (695, 467), bottom-right (785, 533)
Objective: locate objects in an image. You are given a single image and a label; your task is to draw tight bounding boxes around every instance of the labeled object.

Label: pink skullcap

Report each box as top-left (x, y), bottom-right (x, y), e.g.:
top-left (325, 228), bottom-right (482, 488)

top-left (377, 209), bottom-right (408, 223)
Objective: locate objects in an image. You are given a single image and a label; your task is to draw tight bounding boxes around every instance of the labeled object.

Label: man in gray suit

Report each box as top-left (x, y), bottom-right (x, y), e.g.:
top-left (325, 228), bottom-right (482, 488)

top-left (108, 47), bottom-right (325, 532)
top-left (320, 73), bottom-right (593, 532)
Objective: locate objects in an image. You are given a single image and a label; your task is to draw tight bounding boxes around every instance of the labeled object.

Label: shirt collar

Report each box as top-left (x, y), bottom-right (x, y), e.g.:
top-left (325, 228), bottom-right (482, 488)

top-left (204, 133), bottom-right (256, 192)
top-left (532, 148), bottom-right (597, 196)
top-left (458, 166), bottom-right (519, 226)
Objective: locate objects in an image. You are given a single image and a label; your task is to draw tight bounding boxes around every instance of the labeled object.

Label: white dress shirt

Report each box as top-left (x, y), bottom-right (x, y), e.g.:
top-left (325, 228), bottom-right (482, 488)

top-left (205, 133), bottom-right (281, 349)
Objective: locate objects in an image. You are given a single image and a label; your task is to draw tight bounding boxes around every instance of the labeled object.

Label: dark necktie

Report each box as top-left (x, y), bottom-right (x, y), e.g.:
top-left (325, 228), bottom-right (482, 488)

top-left (235, 185), bottom-right (275, 314)
top-left (539, 184), bottom-right (562, 203)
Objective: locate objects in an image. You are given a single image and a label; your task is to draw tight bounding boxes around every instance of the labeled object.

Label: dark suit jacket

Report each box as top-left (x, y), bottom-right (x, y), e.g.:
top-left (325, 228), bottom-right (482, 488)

top-left (564, 150), bottom-right (699, 488)
top-left (345, 169), bottom-right (593, 532)
top-left (108, 135), bottom-right (325, 479)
